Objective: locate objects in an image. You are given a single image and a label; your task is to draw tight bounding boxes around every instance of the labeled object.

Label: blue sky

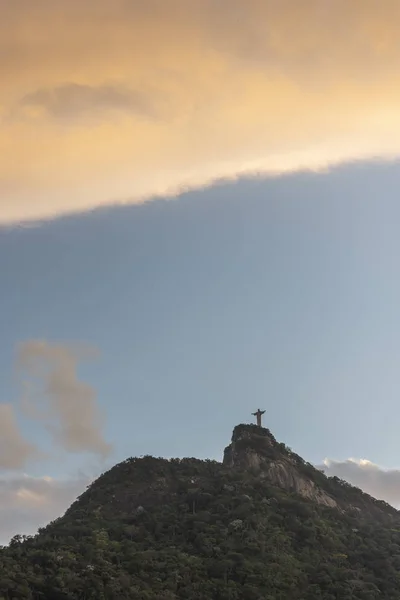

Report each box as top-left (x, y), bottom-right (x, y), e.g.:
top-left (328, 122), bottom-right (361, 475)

top-left (5, 0), bottom-right (400, 544)
top-left (3, 160), bottom-right (400, 486)
top-left (3, 161), bottom-right (400, 541)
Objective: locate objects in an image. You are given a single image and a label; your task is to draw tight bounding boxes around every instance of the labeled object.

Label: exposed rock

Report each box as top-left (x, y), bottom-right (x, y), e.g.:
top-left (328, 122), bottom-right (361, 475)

top-left (223, 424), bottom-right (337, 508)
top-left (266, 460), bottom-right (337, 508)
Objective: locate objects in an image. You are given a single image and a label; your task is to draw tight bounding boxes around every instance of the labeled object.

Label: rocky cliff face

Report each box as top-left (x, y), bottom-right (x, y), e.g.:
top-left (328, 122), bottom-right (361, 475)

top-left (223, 424), bottom-right (337, 508)
top-left (223, 423), bottom-right (399, 523)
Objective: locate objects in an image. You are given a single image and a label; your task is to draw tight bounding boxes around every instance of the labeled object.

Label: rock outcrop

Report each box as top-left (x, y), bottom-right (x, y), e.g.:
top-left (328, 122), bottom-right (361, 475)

top-left (223, 424), bottom-right (337, 508)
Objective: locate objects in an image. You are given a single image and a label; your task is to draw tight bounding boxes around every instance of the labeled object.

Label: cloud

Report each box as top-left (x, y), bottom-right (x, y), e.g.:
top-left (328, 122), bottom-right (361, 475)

top-left (0, 404), bottom-right (38, 470)
top-left (321, 458), bottom-right (400, 508)
top-left (2, 0), bottom-right (400, 224)
top-left (19, 83), bottom-right (157, 121)
top-left (0, 473), bottom-right (89, 545)
top-left (17, 340), bottom-right (112, 459)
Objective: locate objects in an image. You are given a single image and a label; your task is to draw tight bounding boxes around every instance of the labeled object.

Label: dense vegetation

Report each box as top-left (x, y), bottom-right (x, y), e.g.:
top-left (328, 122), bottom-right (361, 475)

top-left (1, 425), bottom-right (400, 599)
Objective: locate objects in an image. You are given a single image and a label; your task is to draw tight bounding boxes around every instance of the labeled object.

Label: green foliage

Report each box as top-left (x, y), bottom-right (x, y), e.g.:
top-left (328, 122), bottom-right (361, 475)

top-left (1, 426), bottom-right (400, 598)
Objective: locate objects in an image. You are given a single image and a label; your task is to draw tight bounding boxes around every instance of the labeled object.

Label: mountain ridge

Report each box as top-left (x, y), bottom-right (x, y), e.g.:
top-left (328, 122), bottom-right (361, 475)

top-left (1, 423), bottom-right (400, 599)
top-left (223, 424), bottom-right (397, 519)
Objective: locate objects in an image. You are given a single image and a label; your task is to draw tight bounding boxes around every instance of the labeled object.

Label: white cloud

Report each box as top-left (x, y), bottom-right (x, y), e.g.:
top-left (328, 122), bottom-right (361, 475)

top-left (0, 474), bottom-right (90, 545)
top-left (321, 457), bottom-right (400, 507)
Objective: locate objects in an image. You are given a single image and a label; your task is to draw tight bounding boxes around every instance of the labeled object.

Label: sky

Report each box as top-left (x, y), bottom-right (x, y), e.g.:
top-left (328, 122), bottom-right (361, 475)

top-left (3, 0), bottom-right (400, 543)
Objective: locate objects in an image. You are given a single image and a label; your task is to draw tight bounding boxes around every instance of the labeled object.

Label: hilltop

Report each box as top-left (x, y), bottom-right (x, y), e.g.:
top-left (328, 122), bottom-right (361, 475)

top-left (1, 424), bottom-right (400, 599)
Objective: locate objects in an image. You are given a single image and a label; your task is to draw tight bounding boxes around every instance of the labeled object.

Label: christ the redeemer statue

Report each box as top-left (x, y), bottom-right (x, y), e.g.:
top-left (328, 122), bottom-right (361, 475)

top-left (252, 409), bottom-right (266, 427)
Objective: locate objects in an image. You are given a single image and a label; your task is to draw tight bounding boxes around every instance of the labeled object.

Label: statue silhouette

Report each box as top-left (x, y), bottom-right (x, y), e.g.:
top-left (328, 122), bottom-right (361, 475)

top-left (252, 409), bottom-right (266, 427)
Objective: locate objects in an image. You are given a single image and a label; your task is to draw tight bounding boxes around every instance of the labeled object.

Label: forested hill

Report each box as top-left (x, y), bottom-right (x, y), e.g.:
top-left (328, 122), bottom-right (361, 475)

top-left (1, 424), bottom-right (400, 599)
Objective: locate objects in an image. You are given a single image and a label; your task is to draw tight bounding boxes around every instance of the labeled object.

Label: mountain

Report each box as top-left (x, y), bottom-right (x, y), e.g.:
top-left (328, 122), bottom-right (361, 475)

top-left (1, 424), bottom-right (400, 599)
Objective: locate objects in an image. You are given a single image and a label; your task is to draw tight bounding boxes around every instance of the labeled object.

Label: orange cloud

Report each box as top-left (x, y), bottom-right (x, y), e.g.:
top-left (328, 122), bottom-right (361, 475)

top-left (0, 404), bottom-right (38, 470)
top-left (2, 0), bottom-right (400, 224)
top-left (17, 340), bottom-right (112, 459)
